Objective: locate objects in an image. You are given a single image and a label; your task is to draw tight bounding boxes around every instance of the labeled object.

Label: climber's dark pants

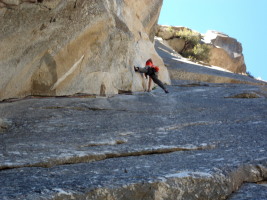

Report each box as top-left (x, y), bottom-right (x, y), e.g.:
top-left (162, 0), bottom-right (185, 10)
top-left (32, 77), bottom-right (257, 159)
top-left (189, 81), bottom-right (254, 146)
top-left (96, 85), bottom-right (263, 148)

top-left (150, 74), bottom-right (167, 91)
top-left (137, 66), bottom-right (167, 92)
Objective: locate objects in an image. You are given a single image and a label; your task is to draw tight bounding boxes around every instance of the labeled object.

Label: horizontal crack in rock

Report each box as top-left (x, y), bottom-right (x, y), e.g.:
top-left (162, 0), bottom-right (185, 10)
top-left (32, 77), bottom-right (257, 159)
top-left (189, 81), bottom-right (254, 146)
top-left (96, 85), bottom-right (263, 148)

top-left (225, 92), bottom-right (261, 99)
top-left (42, 106), bottom-right (128, 112)
top-left (164, 121), bottom-right (218, 131)
top-left (0, 144), bottom-right (215, 171)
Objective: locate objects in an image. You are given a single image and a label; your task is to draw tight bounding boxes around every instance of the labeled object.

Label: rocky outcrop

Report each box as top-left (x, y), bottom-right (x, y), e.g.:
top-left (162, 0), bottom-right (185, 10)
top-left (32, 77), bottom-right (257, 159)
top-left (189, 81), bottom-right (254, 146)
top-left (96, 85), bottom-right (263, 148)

top-left (155, 38), bottom-right (265, 86)
top-left (156, 25), bottom-right (187, 40)
top-left (204, 30), bottom-right (246, 74)
top-left (156, 25), bottom-right (187, 52)
top-left (0, 0), bottom-right (170, 100)
top-left (156, 25), bottom-right (246, 74)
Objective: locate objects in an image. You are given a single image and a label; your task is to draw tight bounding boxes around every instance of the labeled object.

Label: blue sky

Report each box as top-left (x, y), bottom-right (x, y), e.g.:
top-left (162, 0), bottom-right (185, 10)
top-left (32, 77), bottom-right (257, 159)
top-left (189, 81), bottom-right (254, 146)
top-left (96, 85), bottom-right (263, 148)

top-left (158, 0), bottom-right (267, 81)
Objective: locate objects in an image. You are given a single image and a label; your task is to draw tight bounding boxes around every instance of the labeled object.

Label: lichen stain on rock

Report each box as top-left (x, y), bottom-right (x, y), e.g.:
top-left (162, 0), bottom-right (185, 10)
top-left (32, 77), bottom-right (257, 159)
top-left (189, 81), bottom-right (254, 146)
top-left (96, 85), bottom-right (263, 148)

top-left (100, 83), bottom-right (106, 96)
top-left (31, 52), bottom-right (57, 96)
top-left (0, 118), bottom-right (11, 133)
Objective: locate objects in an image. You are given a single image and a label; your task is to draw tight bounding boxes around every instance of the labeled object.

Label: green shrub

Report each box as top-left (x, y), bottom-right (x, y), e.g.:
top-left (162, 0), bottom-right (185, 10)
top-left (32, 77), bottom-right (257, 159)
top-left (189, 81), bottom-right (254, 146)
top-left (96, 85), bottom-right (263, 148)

top-left (183, 43), bottom-right (211, 62)
top-left (176, 29), bottom-right (200, 47)
top-left (175, 29), bottom-right (211, 62)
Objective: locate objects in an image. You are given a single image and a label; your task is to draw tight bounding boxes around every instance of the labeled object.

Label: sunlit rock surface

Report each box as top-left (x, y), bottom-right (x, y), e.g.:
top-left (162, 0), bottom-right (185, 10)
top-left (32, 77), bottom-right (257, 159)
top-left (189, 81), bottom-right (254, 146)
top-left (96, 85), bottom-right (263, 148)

top-left (204, 30), bottom-right (246, 74)
top-left (0, 0), bottom-right (170, 100)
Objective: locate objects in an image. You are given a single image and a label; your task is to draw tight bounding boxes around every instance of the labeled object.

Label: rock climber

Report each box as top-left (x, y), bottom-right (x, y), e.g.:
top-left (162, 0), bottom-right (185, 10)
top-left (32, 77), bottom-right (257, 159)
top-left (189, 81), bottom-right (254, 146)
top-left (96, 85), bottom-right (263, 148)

top-left (134, 58), bottom-right (169, 93)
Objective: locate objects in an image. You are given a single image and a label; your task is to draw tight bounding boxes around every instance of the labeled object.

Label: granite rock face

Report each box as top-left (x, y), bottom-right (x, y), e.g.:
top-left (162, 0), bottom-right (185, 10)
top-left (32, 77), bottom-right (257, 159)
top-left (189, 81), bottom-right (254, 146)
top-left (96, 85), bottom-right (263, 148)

top-left (0, 0), bottom-right (170, 100)
top-left (228, 182), bottom-right (267, 200)
top-left (204, 30), bottom-right (246, 74)
top-left (1, 2), bottom-right (267, 199)
top-left (0, 79), bottom-right (267, 199)
top-left (0, 40), bottom-right (267, 199)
